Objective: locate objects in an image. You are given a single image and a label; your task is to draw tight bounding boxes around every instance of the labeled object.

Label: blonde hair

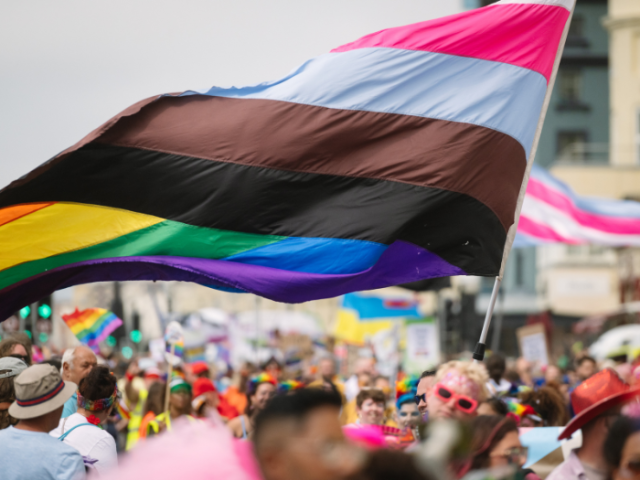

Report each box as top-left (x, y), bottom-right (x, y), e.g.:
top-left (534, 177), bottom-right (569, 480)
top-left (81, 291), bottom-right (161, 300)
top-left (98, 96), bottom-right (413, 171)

top-left (435, 361), bottom-right (489, 402)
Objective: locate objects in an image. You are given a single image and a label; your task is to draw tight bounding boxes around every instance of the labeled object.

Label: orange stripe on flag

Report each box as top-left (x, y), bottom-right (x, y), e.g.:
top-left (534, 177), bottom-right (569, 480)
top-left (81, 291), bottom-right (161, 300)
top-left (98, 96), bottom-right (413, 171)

top-left (0, 203), bottom-right (56, 228)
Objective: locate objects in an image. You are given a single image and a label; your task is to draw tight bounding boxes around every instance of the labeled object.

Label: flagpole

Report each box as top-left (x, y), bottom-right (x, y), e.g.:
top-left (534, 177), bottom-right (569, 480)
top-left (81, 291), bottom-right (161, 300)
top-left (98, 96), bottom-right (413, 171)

top-left (473, 2), bottom-right (575, 362)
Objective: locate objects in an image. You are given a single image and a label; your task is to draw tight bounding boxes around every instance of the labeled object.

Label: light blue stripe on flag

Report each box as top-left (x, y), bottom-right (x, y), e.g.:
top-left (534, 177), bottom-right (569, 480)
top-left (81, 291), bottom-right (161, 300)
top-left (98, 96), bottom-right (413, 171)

top-left (185, 48), bottom-right (546, 158)
top-left (342, 292), bottom-right (420, 320)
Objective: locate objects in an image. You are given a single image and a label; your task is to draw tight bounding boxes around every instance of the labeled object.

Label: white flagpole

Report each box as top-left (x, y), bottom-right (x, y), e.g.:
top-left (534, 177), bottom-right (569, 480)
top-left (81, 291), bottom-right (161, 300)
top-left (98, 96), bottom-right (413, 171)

top-left (473, 1), bottom-right (575, 362)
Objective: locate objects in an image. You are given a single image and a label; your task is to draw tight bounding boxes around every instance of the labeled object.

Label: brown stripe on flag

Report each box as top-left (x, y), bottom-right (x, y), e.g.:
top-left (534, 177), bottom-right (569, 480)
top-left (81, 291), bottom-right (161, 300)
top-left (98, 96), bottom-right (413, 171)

top-left (98, 96), bottom-right (526, 230)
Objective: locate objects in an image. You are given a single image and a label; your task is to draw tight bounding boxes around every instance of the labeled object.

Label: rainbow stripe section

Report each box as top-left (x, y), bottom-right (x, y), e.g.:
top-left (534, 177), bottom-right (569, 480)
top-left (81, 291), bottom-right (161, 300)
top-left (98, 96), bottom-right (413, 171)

top-left (61, 308), bottom-right (122, 347)
top-left (166, 338), bottom-right (184, 358)
top-left (514, 165), bottom-right (640, 247)
top-left (0, 0), bottom-right (573, 320)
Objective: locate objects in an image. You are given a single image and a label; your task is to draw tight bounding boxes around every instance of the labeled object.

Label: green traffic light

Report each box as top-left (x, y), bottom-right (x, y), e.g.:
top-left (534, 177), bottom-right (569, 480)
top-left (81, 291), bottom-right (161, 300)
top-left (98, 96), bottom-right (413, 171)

top-left (130, 330), bottom-right (142, 344)
top-left (19, 306), bottom-right (30, 319)
top-left (122, 346), bottom-right (133, 359)
top-left (24, 331), bottom-right (32, 340)
top-left (38, 304), bottom-right (52, 319)
top-left (106, 336), bottom-right (117, 347)
top-left (39, 332), bottom-right (49, 343)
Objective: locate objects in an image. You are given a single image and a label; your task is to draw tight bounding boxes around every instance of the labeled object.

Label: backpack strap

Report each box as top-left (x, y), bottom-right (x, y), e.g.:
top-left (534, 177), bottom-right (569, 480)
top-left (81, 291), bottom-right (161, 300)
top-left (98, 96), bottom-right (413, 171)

top-left (58, 422), bottom-right (100, 441)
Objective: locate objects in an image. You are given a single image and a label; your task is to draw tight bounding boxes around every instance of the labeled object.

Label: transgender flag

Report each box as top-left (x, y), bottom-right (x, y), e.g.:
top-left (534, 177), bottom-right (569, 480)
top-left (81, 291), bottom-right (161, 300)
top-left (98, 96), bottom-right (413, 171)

top-left (0, 1), bottom-right (573, 319)
top-left (515, 165), bottom-right (640, 247)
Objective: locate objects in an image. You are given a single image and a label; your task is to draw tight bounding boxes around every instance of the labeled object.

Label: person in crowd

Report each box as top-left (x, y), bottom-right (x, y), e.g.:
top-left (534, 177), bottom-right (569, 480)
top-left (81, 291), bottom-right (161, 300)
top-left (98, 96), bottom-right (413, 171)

top-left (123, 359), bottom-right (160, 449)
top-left (485, 353), bottom-right (511, 396)
top-left (50, 365), bottom-right (118, 475)
top-left (545, 364), bottom-right (563, 385)
top-left (138, 380), bottom-right (165, 440)
top-left (604, 416), bottom-right (640, 480)
top-left (427, 361), bottom-right (488, 421)
top-left (192, 376), bottom-right (238, 419)
top-left (464, 415), bottom-right (537, 479)
top-left (416, 370), bottom-right (436, 418)
top-left (309, 355), bottom-right (345, 396)
top-left (576, 356), bottom-right (598, 383)
top-left (477, 397), bottom-right (508, 417)
top-left (0, 356), bottom-right (28, 430)
top-left (0, 364), bottom-right (85, 480)
top-left (146, 378), bottom-right (195, 435)
top-left (350, 388), bottom-right (386, 426)
top-left (253, 387), bottom-right (366, 480)
top-left (185, 361), bottom-right (210, 384)
top-left (61, 346), bottom-right (98, 419)
top-left (263, 356), bottom-right (283, 381)
top-left (518, 385), bottom-right (569, 427)
top-left (225, 361), bottom-right (256, 415)
top-left (228, 372), bottom-right (277, 439)
top-left (516, 357), bottom-right (534, 387)
top-left (0, 336), bottom-right (32, 366)
top-left (394, 378), bottom-right (421, 445)
top-left (548, 369), bottom-right (640, 480)
top-left (344, 357), bottom-right (375, 402)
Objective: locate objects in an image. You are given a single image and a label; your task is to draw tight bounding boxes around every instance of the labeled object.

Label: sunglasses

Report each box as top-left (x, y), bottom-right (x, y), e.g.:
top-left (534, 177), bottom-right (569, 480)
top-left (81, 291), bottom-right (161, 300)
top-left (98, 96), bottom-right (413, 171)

top-left (414, 393), bottom-right (426, 405)
top-left (433, 383), bottom-right (478, 413)
top-left (9, 354), bottom-right (28, 364)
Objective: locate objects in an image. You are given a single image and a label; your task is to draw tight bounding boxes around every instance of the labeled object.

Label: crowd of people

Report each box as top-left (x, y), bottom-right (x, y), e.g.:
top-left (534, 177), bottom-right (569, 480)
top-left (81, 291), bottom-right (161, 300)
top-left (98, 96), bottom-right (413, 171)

top-left (2, 331), bottom-right (640, 480)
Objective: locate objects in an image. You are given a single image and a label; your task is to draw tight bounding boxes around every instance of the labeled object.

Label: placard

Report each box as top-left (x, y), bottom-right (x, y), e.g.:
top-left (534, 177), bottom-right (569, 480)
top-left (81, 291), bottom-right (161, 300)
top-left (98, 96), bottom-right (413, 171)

top-left (516, 323), bottom-right (549, 366)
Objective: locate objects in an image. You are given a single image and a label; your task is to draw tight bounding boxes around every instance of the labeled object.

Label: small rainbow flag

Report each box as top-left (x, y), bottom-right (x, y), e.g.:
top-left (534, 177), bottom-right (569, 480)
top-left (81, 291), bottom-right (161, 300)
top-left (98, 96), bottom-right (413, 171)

top-left (165, 338), bottom-right (184, 358)
top-left (61, 308), bottom-right (122, 348)
top-left (115, 398), bottom-right (130, 421)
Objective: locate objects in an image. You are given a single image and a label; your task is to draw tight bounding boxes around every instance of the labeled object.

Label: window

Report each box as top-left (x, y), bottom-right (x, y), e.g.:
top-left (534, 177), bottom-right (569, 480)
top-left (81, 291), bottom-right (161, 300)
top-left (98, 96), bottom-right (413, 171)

top-left (559, 70), bottom-right (582, 102)
top-left (557, 131), bottom-right (587, 163)
top-left (566, 15), bottom-right (589, 48)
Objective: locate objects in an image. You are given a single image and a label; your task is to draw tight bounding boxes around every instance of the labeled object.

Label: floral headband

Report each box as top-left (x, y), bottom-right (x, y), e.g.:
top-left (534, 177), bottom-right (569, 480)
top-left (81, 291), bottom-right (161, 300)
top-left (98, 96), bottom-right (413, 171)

top-left (77, 387), bottom-right (118, 412)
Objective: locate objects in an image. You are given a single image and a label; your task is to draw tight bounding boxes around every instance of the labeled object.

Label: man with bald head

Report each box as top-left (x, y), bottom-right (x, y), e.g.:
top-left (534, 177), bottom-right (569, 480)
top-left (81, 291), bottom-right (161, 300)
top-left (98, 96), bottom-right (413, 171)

top-left (60, 345), bottom-right (97, 418)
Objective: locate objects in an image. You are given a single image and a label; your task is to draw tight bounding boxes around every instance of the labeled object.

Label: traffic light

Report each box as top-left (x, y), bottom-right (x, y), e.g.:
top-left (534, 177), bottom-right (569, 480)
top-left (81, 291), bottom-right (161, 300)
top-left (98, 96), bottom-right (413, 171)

top-left (19, 306), bottom-right (30, 319)
top-left (35, 295), bottom-right (53, 320)
top-left (33, 295), bottom-right (53, 345)
top-left (130, 330), bottom-right (142, 344)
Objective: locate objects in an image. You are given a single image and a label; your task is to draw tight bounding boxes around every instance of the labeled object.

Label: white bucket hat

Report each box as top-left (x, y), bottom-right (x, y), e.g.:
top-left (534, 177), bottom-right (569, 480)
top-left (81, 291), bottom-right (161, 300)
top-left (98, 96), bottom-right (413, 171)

top-left (8, 364), bottom-right (76, 419)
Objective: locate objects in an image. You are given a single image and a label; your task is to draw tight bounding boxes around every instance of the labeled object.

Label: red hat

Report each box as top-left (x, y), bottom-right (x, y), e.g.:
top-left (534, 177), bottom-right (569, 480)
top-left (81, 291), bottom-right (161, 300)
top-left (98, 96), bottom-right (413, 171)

top-left (193, 378), bottom-right (216, 399)
top-left (559, 368), bottom-right (640, 440)
top-left (190, 361), bottom-right (210, 376)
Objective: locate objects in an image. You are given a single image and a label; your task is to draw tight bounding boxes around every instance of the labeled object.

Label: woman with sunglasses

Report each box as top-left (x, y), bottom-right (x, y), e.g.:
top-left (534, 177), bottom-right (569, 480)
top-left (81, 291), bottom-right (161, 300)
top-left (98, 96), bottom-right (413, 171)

top-left (465, 415), bottom-right (540, 479)
top-left (604, 416), bottom-right (640, 480)
top-left (0, 337), bottom-right (32, 366)
top-left (427, 361), bottom-right (488, 421)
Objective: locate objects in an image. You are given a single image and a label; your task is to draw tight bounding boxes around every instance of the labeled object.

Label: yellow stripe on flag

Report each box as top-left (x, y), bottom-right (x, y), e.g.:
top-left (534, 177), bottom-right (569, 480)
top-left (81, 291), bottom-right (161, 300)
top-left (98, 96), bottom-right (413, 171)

top-left (333, 309), bottom-right (393, 344)
top-left (0, 203), bottom-right (163, 271)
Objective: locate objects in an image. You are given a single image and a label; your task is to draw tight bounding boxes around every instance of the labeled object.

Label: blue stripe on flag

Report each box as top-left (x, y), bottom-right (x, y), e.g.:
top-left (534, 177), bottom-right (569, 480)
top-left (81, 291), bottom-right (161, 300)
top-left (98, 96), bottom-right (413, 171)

top-left (342, 292), bottom-right (420, 320)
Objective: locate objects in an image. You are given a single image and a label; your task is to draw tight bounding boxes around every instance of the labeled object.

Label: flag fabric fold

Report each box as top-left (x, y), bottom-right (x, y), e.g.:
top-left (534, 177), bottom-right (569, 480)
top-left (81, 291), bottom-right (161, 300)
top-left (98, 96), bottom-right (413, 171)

top-left (0, 0), bottom-right (574, 319)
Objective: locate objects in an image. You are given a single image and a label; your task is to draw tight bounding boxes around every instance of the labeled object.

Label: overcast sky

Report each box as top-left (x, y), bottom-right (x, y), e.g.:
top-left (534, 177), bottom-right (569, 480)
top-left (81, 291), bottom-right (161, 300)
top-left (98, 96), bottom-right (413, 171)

top-left (0, 1), bottom-right (461, 189)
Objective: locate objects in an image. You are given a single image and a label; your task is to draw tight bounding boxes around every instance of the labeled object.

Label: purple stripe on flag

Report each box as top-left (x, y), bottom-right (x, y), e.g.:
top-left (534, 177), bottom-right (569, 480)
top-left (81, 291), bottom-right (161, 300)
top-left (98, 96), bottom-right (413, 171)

top-left (0, 241), bottom-right (463, 320)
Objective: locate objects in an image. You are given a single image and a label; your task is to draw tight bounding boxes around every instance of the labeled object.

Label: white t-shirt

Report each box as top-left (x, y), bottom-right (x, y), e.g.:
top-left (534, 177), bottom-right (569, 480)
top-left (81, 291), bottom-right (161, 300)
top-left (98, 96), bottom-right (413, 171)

top-left (50, 413), bottom-right (118, 475)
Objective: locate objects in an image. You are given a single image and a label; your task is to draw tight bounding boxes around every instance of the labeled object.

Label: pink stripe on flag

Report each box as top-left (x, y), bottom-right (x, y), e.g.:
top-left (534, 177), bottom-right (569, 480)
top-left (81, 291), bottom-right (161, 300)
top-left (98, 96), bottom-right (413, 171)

top-left (527, 178), bottom-right (640, 235)
top-left (517, 216), bottom-right (581, 244)
top-left (332, 3), bottom-right (569, 82)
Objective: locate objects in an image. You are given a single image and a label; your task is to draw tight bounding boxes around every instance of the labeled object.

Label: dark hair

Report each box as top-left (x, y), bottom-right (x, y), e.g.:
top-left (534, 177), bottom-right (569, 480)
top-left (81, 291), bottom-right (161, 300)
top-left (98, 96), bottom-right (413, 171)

top-left (0, 337), bottom-right (32, 366)
top-left (361, 448), bottom-right (435, 480)
top-left (481, 397), bottom-right (508, 416)
top-left (39, 358), bottom-right (62, 371)
top-left (519, 386), bottom-right (568, 426)
top-left (254, 388), bottom-right (342, 446)
top-left (576, 356), bottom-right (597, 368)
top-left (604, 416), bottom-right (640, 469)
top-left (0, 377), bottom-right (18, 429)
top-left (469, 416), bottom-right (519, 470)
top-left (78, 365), bottom-right (116, 407)
top-left (485, 354), bottom-right (506, 381)
top-left (356, 388), bottom-right (386, 408)
top-left (420, 370), bottom-right (437, 380)
top-left (143, 381), bottom-right (166, 417)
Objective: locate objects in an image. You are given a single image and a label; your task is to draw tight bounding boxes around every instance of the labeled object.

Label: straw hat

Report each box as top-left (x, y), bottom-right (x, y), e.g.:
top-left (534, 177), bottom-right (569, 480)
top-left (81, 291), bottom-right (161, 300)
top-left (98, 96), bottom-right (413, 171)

top-left (558, 368), bottom-right (640, 440)
top-left (8, 364), bottom-right (77, 419)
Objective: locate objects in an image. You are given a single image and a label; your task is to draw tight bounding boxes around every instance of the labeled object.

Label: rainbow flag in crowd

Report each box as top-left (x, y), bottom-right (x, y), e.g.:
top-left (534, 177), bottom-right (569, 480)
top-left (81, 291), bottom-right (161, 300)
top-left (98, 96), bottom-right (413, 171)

top-left (515, 165), bottom-right (640, 247)
top-left (61, 308), bottom-right (122, 348)
top-left (165, 338), bottom-right (184, 358)
top-left (0, 0), bottom-right (573, 320)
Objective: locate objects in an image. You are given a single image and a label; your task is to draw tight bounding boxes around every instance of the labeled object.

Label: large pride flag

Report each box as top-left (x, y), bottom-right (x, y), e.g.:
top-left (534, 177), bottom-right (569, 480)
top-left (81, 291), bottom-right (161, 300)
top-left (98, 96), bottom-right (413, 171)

top-left (515, 165), bottom-right (640, 247)
top-left (0, 0), bottom-right (573, 320)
